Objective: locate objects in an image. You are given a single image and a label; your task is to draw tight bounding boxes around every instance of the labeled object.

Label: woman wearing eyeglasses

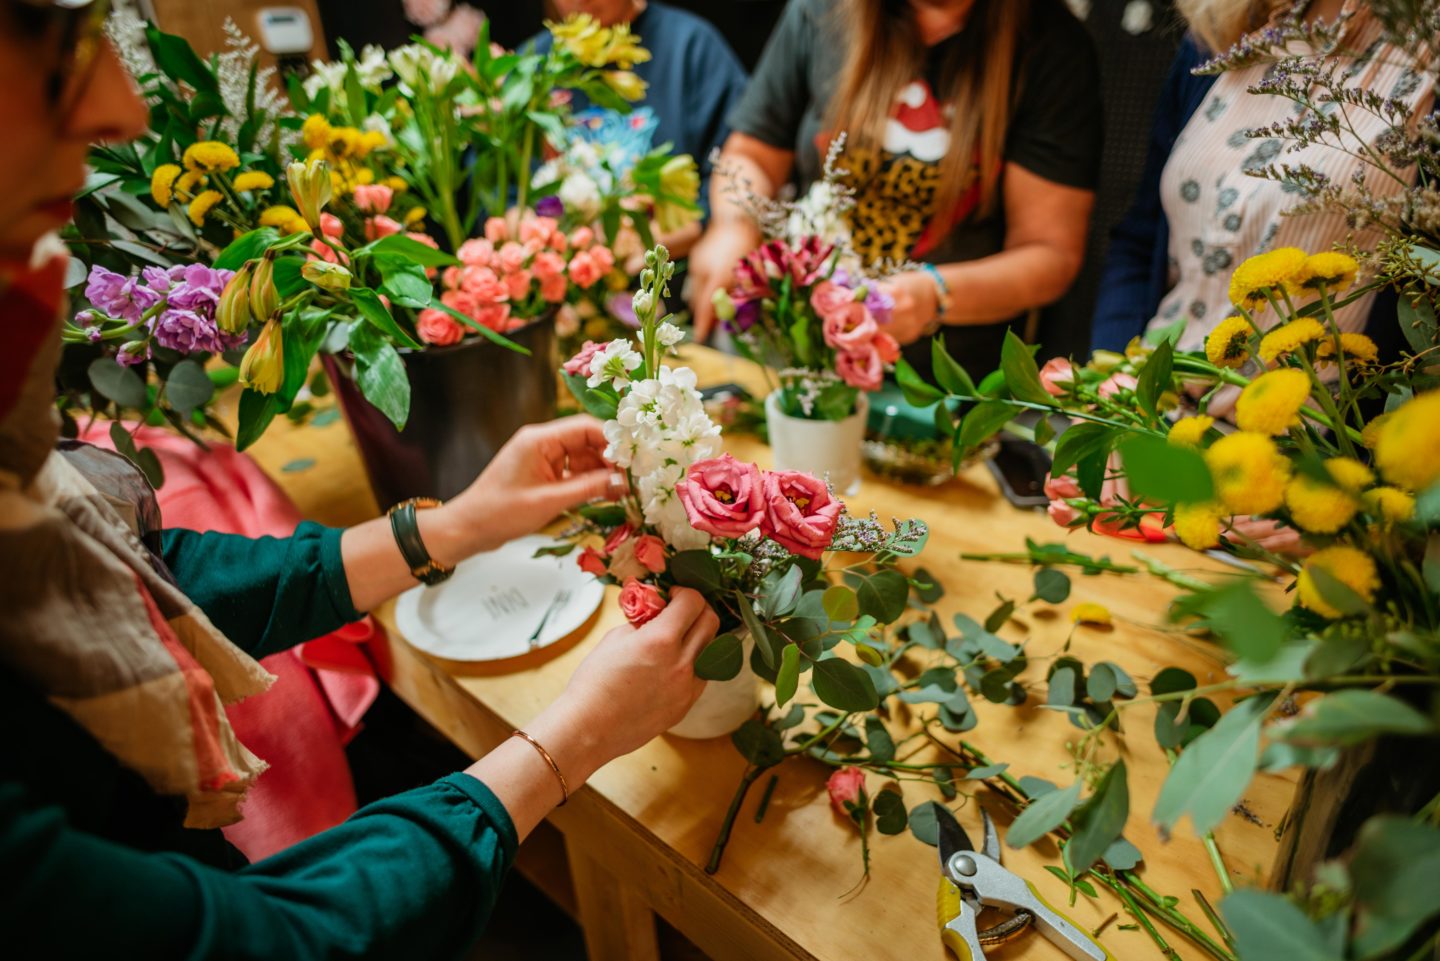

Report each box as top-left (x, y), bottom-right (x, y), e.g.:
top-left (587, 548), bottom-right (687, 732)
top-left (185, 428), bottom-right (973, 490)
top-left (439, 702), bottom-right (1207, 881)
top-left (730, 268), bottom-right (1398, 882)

top-left (0, 3), bottom-right (718, 957)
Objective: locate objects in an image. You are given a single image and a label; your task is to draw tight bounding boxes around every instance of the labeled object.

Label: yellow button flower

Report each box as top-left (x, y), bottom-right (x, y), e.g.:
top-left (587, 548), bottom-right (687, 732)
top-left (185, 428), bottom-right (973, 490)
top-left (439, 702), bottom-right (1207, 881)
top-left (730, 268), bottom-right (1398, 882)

top-left (151, 164), bottom-right (182, 207)
top-left (1235, 368), bottom-right (1312, 436)
top-left (1205, 315), bottom-right (1253, 369)
top-left (1257, 317), bottom-right (1326, 363)
top-left (1375, 389), bottom-right (1440, 492)
top-left (175, 170), bottom-right (206, 200)
top-left (232, 171), bottom-right (275, 192)
top-left (1323, 457), bottom-right (1374, 492)
top-left (1284, 473), bottom-right (1358, 534)
top-left (1362, 486), bottom-right (1415, 523)
top-left (1070, 603), bottom-right (1112, 626)
top-left (1206, 431), bottom-right (1291, 515)
top-left (1297, 545), bottom-right (1380, 619)
top-left (182, 140), bottom-right (241, 174)
top-left (1228, 247), bottom-right (1308, 312)
top-left (1168, 415), bottom-right (1214, 447)
top-left (1174, 501), bottom-right (1226, 550)
top-left (259, 205), bottom-right (307, 234)
top-left (301, 114), bottom-right (331, 151)
top-left (1295, 251), bottom-right (1359, 293)
top-left (1315, 331), bottom-right (1379, 368)
top-left (186, 189), bottom-right (225, 227)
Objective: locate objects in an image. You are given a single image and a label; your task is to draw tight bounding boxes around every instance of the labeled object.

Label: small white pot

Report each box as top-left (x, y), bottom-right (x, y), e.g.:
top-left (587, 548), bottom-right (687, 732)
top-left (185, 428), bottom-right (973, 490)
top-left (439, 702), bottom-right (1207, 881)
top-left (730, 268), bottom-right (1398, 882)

top-left (668, 632), bottom-right (760, 739)
top-left (765, 390), bottom-right (869, 496)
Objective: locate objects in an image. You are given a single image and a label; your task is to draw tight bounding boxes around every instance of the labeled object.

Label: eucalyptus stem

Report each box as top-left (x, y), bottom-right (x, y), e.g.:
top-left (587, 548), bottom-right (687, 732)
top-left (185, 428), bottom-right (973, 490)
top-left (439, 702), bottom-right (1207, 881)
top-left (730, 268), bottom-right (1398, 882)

top-left (1203, 833), bottom-right (1233, 896)
top-left (1113, 880), bottom-right (1184, 961)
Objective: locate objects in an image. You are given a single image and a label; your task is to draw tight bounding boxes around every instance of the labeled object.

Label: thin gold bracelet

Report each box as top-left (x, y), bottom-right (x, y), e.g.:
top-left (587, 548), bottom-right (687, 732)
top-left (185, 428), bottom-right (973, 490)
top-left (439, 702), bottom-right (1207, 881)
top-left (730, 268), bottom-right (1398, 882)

top-left (512, 730), bottom-right (569, 806)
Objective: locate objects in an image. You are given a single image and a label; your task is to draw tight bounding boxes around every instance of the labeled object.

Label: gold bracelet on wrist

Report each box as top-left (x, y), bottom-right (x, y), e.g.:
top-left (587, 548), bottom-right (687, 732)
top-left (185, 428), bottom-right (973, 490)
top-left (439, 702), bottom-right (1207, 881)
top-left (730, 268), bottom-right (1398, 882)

top-left (512, 730), bottom-right (569, 806)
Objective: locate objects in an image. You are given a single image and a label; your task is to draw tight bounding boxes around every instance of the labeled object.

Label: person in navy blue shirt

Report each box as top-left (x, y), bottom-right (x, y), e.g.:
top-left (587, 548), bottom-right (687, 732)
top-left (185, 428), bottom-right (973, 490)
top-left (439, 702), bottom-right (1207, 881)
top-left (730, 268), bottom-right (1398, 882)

top-left (530, 1), bottom-right (749, 256)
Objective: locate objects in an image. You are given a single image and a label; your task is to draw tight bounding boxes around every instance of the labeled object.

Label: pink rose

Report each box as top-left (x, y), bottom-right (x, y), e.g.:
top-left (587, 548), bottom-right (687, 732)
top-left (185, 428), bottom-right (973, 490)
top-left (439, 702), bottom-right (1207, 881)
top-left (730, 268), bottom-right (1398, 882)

top-left (365, 215), bottom-right (403, 241)
top-left (505, 269), bottom-right (532, 301)
top-left (1098, 373), bottom-right (1138, 400)
top-left (484, 217), bottom-right (509, 243)
top-left (603, 524), bottom-right (634, 555)
top-left (352, 183), bottom-right (394, 215)
top-left (460, 266), bottom-right (509, 304)
top-left (441, 288), bottom-right (479, 319)
top-left (310, 238), bottom-right (343, 264)
top-left (1039, 357), bottom-right (1076, 397)
top-left (810, 280), bottom-right (855, 320)
top-left (873, 331), bottom-right (901, 365)
top-left (475, 303), bottom-right (512, 331)
top-left (442, 265), bottom-right (462, 289)
top-left (634, 535), bottom-right (666, 574)
top-left (836, 344), bottom-right (884, 391)
top-left (589, 245), bottom-right (615, 275)
top-left (563, 340), bottom-right (604, 377)
top-left (618, 578), bottom-right (666, 627)
top-left (677, 453), bottom-right (766, 539)
top-left (1048, 499), bottom-right (1082, 528)
top-left (457, 238), bottom-right (496, 268)
top-left (1043, 474), bottom-right (1082, 500)
top-left (607, 538), bottom-right (648, 581)
top-left (760, 470), bottom-right (842, 560)
top-left (822, 302), bottom-right (879, 353)
top-left (547, 229), bottom-right (568, 253)
top-left (497, 241), bottom-right (528, 274)
top-left (827, 767), bottom-right (866, 816)
top-left (568, 226), bottom-right (594, 250)
top-left (520, 215), bottom-right (559, 247)
top-left (577, 546), bottom-right (607, 577)
top-left (416, 307), bottom-right (465, 346)
top-left (568, 251), bottom-right (602, 288)
top-left (532, 250), bottom-right (566, 281)
top-left (406, 231), bottom-right (441, 278)
top-left (539, 273), bottom-right (568, 303)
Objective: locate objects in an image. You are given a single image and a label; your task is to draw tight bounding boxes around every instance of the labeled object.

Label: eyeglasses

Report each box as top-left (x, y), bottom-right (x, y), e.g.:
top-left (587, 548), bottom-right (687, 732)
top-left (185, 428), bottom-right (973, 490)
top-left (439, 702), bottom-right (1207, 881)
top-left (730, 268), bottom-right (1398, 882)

top-left (11, 0), bottom-right (112, 120)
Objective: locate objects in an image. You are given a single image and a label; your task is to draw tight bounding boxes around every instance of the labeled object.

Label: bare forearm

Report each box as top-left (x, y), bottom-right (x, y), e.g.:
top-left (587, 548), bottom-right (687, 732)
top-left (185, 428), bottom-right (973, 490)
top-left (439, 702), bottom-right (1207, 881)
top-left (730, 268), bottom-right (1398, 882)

top-left (936, 241), bottom-right (1084, 326)
top-left (709, 152), bottom-right (773, 232)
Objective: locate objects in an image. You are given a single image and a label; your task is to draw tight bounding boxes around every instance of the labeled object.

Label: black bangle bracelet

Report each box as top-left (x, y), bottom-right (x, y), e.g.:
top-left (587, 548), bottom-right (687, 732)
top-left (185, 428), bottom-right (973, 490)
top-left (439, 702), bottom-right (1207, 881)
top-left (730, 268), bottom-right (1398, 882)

top-left (387, 497), bottom-right (454, 586)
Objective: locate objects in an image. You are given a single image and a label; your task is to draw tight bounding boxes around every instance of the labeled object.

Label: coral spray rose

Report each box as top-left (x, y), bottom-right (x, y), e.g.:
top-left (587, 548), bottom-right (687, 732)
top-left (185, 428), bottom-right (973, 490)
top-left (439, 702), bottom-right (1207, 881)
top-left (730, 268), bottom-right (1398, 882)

top-left (677, 454), bottom-right (767, 538)
top-left (821, 302), bottom-right (879, 353)
top-left (633, 535), bottom-right (667, 574)
top-left (577, 546), bottom-right (607, 576)
top-left (827, 767), bottom-right (866, 816)
top-left (416, 307), bottom-right (465, 346)
top-left (618, 578), bottom-right (666, 627)
top-left (760, 471), bottom-right (843, 559)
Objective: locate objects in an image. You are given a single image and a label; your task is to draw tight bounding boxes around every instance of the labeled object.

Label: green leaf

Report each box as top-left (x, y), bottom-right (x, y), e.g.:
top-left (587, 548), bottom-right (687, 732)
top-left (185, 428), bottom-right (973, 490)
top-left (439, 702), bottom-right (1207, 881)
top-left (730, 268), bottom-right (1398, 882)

top-left (731, 719), bottom-right (784, 767)
top-left (895, 358), bottom-right (946, 407)
top-left (1103, 837), bottom-right (1143, 871)
top-left (434, 299), bottom-right (529, 355)
top-left (214, 227), bottom-right (279, 270)
top-left (88, 358), bottom-right (148, 409)
top-left (1273, 690), bottom-right (1434, 747)
top-left (1153, 696), bottom-right (1265, 836)
top-left (1398, 293), bottom-right (1438, 355)
top-left (737, 590), bottom-right (777, 671)
top-left (1007, 779), bottom-right (1083, 849)
top-left (145, 25), bottom-right (219, 95)
top-left (670, 549), bottom-right (723, 595)
top-left (694, 633), bottom-right (743, 681)
top-left (1086, 664), bottom-right (1118, 703)
top-left (874, 788), bottom-right (908, 835)
top-left (966, 763), bottom-right (1008, 780)
top-left (774, 643), bottom-right (801, 707)
top-left (1118, 434), bottom-right (1214, 504)
top-left (375, 253), bottom-right (432, 309)
top-left (1000, 329), bottom-right (1053, 405)
top-left (351, 287), bottom-right (422, 349)
top-left (1194, 579), bottom-right (1288, 664)
top-left (1306, 566), bottom-right (1371, 618)
top-left (822, 585), bottom-right (859, 622)
top-left (1349, 816), bottom-right (1440, 957)
top-left (931, 337), bottom-right (977, 397)
top-left (132, 446), bottom-right (165, 489)
top-left (1221, 890), bottom-right (1342, 961)
top-left (164, 359), bottom-right (215, 414)
top-left (1048, 665), bottom-right (1078, 706)
top-left (958, 399), bottom-right (1018, 452)
top-left (811, 658), bottom-right (880, 712)
top-left (908, 801), bottom-right (947, 846)
top-left (1031, 568), bottom-right (1071, 604)
top-left (984, 597), bottom-right (1016, 634)
top-left (356, 232), bottom-right (460, 268)
top-left (864, 716), bottom-right (895, 764)
top-left (1135, 339), bottom-right (1174, 418)
top-left (759, 564), bottom-right (804, 619)
top-left (349, 322), bottom-right (411, 430)
top-left (856, 570), bottom-right (909, 623)
top-left (1044, 865), bottom-right (1098, 899)
top-left (1051, 422), bottom-right (1115, 476)
top-left (235, 387), bottom-right (280, 451)
top-left (562, 373), bottom-right (619, 420)
top-left (1064, 761), bottom-right (1129, 876)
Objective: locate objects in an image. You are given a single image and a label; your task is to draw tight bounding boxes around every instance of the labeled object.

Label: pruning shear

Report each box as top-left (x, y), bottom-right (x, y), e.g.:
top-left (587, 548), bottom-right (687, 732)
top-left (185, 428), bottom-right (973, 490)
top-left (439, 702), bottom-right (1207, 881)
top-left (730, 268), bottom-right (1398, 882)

top-left (935, 806), bottom-right (1115, 961)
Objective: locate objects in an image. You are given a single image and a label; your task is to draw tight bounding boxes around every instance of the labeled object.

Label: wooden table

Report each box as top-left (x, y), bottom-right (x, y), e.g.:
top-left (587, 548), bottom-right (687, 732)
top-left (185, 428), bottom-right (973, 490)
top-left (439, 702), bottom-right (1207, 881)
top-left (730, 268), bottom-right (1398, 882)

top-left (242, 346), bottom-right (1296, 961)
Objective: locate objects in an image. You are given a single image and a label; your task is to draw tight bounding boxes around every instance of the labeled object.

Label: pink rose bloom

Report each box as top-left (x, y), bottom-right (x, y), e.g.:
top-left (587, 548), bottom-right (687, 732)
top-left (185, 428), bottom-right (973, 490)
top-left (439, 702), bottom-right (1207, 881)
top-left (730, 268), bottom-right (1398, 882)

top-left (520, 216), bottom-right (559, 247)
top-left (1039, 357), bottom-right (1076, 397)
top-left (547, 229), bottom-right (568, 253)
top-left (505, 269), bottom-right (532, 301)
top-left (568, 226), bottom-right (594, 250)
top-left (532, 250), bottom-right (566, 281)
top-left (588, 245), bottom-right (615, 275)
top-left (416, 307), bottom-right (465, 346)
top-left (352, 183), bottom-right (394, 215)
top-left (563, 340), bottom-right (604, 377)
top-left (760, 471), bottom-right (842, 559)
top-left (618, 578), bottom-right (666, 627)
top-left (677, 454), bottom-right (766, 539)
top-left (810, 280), bottom-right (855, 320)
top-left (827, 767), bottom-right (866, 816)
top-left (460, 266), bottom-right (509, 304)
top-left (822, 302), bottom-right (879, 353)
top-left (310, 238), bottom-right (342, 264)
top-left (539, 273), bottom-right (568, 303)
top-left (836, 344), bottom-right (884, 391)
top-left (1048, 499), bottom-right (1082, 528)
top-left (873, 331), bottom-right (901, 365)
top-left (441, 288), bottom-right (480, 319)
top-left (365, 215), bottom-right (403, 241)
top-left (484, 217), bottom-right (509, 243)
top-left (603, 524), bottom-right (634, 555)
top-left (475, 303), bottom-right (512, 331)
top-left (1098, 372), bottom-right (1138, 400)
top-left (457, 238), bottom-right (496, 268)
top-left (442, 265), bottom-right (462, 289)
top-left (1044, 474), bottom-right (1082, 500)
top-left (633, 535), bottom-right (666, 574)
top-left (577, 546), bottom-right (607, 577)
top-left (568, 251), bottom-right (602, 288)
top-left (497, 241), bottom-right (528, 274)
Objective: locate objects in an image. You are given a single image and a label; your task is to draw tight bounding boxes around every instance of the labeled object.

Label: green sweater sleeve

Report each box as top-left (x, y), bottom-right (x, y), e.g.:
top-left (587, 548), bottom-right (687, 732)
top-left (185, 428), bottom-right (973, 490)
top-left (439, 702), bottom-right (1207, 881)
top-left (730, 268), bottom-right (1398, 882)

top-left (3, 773), bottom-right (517, 961)
top-left (160, 522), bottom-right (362, 659)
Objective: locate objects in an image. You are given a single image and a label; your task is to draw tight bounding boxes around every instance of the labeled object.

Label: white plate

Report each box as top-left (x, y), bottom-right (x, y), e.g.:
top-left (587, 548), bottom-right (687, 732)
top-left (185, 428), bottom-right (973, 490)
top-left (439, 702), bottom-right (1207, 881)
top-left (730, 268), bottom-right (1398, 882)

top-left (395, 535), bottom-right (605, 665)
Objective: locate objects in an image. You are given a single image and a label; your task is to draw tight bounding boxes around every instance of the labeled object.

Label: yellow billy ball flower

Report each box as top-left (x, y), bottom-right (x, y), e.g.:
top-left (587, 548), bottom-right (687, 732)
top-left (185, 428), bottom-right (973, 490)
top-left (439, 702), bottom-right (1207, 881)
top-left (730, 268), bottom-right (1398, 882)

top-left (151, 164), bottom-right (182, 207)
top-left (1235, 368), bottom-right (1312, 436)
top-left (186, 189), bottom-right (225, 227)
top-left (1323, 457), bottom-right (1374, 492)
top-left (1284, 473), bottom-right (1358, 534)
top-left (1070, 603), bottom-right (1112, 626)
top-left (1363, 486), bottom-right (1415, 523)
top-left (1168, 415), bottom-right (1214, 447)
top-left (182, 140), bottom-right (241, 174)
top-left (359, 129), bottom-right (388, 155)
top-left (384, 176), bottom-right (408, 193)
top-left (175, 170), bottom-right (206, 200)
top-left (259, 205), bottom-right (306, 234)
top-left (1361, 411), bottom-right (1391, 450)
top-left (1258, 317), bottom-right (1326, 363)
top-left (301, 114), bottom-right (331, 150)
top-left (1206, 431), bottom-right (1291, 515)
top-left (602, 69), bottom-right (647, 101)
top-left (403, 206), bottom-right (427, 226)
top-left (1205, 315), bottom-right (1253, 368)
top-left (1228, 247), bottom-right (1308, 312)
top-left (1315, 332), bottom-right (1379, 368)
top-left (1297, 545), bottom-right (1380, 619)
top-left (232, 171), bottom-right (275, 192)
top-left (1173, 502), bottom-right (1226, 550)
top-left (1374, 389), bottom-right (1440, 491)
top-left (1295, 251), bottom-right (1359, 293)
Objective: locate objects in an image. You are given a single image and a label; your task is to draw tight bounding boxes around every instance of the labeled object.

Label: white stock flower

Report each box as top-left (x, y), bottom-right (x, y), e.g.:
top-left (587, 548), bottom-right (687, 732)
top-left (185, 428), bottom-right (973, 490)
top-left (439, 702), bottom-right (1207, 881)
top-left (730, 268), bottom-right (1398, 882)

top-left (586, 339), bottom-right (642, 390)
top-left (303, 59), bottom-right (348, 99)
top-left (356, 45), bottom-right (394, 88)
top-left (655, 322), bottom-right (684, 349)
top-left (388, 44), bottom-right (457, 94)
top-left (558, 172), bottom-right (602, 222)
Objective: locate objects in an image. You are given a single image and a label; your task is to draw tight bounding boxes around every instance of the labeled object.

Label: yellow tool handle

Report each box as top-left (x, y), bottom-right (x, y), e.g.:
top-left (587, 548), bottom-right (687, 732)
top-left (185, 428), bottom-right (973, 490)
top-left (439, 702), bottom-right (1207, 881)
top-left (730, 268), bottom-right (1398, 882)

top-left (936, 877), bottom-right (977, 961)
top-left (1023, 880), bottom-right (1117, 961)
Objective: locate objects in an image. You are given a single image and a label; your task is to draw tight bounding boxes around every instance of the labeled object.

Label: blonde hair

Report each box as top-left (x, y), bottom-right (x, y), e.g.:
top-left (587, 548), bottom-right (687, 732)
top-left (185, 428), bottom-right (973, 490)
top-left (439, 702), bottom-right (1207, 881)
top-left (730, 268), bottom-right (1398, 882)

top-left (1176, 0), bottom-right (1288, 53)
top-left (829, 0), bottom-right (1028, 222)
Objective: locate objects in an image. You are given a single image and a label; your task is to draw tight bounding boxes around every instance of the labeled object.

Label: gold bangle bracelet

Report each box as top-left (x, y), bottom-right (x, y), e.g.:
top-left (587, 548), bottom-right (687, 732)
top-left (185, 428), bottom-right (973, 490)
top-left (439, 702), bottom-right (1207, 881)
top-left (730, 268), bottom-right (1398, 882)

top-left (513, 730), bottom-right (569, 806)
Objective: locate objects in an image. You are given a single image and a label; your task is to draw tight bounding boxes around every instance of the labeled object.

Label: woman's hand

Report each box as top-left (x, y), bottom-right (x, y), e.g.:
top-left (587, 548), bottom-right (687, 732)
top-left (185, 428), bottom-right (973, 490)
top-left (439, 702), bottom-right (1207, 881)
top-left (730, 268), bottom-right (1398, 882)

top-left (883, 270), bottom-right (942, 346)
top-left (686, 220), bottom-right (761, 342)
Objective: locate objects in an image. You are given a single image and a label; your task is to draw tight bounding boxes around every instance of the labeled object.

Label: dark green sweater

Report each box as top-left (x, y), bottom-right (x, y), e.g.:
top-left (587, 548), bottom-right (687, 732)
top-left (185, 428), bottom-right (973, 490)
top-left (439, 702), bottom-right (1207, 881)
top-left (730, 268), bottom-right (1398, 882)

top-left (1, 522), bottom-right (517, 960)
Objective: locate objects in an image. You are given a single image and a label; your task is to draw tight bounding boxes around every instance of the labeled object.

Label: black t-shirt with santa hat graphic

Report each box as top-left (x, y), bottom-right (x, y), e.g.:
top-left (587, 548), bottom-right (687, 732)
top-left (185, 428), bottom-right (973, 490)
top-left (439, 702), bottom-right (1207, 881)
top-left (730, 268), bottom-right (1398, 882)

top-left (728, 0), bottom-right (1102, 378)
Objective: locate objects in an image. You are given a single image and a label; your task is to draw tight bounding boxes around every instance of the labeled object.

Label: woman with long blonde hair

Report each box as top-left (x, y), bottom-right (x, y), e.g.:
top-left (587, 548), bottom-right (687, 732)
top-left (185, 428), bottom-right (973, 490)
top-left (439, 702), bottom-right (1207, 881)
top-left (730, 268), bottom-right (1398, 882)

top-left (687, 0), bottom-right (1104, 380)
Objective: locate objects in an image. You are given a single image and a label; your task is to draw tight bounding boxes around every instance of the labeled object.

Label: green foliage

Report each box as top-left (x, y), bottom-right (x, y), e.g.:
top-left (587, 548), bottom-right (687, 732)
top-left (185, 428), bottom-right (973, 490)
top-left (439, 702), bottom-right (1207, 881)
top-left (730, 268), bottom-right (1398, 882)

top-left (1007, 780), bottom-right (1082, 849)
top-left (1221, 890), bottom-right (1343, 961)
top-left (1064, 761), bottom-right (1129, 876)
top-left (694, 634), bottom-right (744, 681)
top-left (1153, 697), bottom-right (1266, 836)
top-left (1117, 435), bottom-right (1215, 504)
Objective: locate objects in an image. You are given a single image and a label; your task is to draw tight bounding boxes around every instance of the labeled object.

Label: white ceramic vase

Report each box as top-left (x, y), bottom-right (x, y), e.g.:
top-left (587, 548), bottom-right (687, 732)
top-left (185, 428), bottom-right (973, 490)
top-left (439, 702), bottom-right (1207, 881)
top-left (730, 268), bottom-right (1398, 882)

top-left (764, 390), bottom-right (869, 496)
top-left (668, 633), bottom-right (760, 739)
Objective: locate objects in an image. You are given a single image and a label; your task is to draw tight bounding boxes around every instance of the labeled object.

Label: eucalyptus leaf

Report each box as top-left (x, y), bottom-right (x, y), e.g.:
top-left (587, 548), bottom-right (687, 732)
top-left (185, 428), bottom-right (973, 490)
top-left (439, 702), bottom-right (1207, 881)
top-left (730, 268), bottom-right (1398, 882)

top-left (88, 358), bottom-right (148, 409)
top-left (1273, 690), bottom-right (1434, 747)
top-left (694, 633), bottom-right (743, 681)
top-left (811, 658), bottom-right (880, 712)
top-left (731, 719), bottom-right (784, 768)
top-left (856, 569), bottom-right (909, 623)
top-left (822, 584), bottom-right (859, 622)
top-left (873, 788), bottom-right (908, 835)
top-left (1153, 696), bottom-right (1265, 836)
top-left (1065, 761), bottom-right (1129, 876)
top-left (164, 359), bottom-right (214, 414)
top-left (1007, 779), bottom-right (1083, 849)
top-left (908, 800), bottom-right (947, 846)
top-left (670, 550), bottom-right (723, 595)
top-left (1221, 889), bottom-right (1342, 961)
top-left (864, 716), bottom-right (895, 764)
top-left (774, 643), bottom-right (801, 707)
top-left (1032, 568), bottom-right (1071, 604)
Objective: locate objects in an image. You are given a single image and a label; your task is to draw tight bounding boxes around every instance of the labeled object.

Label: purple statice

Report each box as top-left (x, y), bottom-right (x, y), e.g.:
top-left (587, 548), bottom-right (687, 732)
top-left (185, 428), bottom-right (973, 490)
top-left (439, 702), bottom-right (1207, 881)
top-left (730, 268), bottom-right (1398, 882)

top-left (84, 265), bottom-right (161, 323)
top-left (534, 195), bottom-right (564, 219)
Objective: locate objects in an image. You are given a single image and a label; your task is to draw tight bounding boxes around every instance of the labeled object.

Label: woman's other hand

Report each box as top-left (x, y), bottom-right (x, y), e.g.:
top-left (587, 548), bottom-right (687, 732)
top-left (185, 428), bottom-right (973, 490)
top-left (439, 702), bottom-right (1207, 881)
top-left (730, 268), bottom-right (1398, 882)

top-left (686, 220), bottom-right (760, 342)
top-left (881, 271), bottom-right (941, 345)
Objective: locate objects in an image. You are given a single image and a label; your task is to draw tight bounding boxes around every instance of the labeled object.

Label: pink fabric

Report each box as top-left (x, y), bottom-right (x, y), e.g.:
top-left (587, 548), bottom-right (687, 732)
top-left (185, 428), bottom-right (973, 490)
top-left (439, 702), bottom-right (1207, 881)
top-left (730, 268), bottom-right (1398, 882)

top-left (81, 424), bottom-right (380, 861)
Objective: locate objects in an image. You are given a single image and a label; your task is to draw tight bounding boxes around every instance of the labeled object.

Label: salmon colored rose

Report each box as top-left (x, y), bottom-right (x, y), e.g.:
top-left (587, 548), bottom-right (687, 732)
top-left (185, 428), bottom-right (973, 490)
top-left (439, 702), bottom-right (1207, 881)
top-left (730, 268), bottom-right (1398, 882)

top-left (539, 272), bottom-right (568, 303)
top-left (761, 470), bottom-right (842, 559)
top-left (365, 215), bottom-right (403, 241)
top-left (873, 331), bottom-right (901, 364)
top-left (677, 453), bottom-right (766, 538)
top-left (497, 241), bottom-right (528, 274)
top-left (484, 216), bottom-right (509, 243)
top-left (633, 534), bottom-right (666, 574)
top-left (352, 183), bottom-right (394, 214)
top-left (589, 245), bottom-right (615, 275)
top-left (458, 238), bottom-right (495, 267)
top-left (416, 307), bottom-right (465, 346)
top-left (826, 766), bottom-right (866, 816)
top-left (577, 546), bottom-right (607, 576)
top-left (618, 578), bottom-right (666, 627)
top-left (569, 251), bottom-right (602, 288)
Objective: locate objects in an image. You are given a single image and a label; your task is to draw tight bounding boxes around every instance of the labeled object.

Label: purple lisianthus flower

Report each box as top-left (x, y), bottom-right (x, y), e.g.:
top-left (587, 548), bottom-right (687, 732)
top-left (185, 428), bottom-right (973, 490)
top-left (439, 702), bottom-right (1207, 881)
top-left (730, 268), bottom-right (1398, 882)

top-left (151, 307), bottom-right (223, 354)
top-left (85, 265), bottom-right (161, 323)
top-left (866, 283), bottom-right (895, 327)
top-left (534, 195), bottom-right (564, 218)
top-left (729, 299), bottom-right (761, 333)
